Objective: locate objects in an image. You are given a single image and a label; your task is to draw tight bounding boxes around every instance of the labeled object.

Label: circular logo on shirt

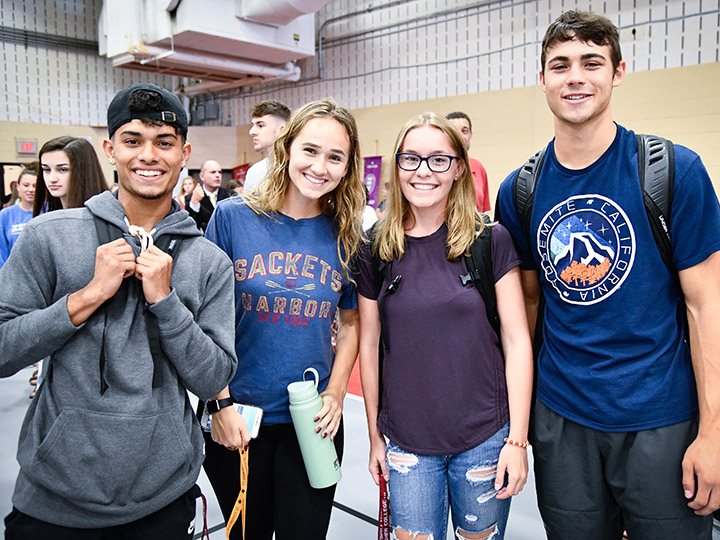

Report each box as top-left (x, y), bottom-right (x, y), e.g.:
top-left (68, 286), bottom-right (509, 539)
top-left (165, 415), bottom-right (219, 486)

top-left (536, 194), bottom-right (635, 305)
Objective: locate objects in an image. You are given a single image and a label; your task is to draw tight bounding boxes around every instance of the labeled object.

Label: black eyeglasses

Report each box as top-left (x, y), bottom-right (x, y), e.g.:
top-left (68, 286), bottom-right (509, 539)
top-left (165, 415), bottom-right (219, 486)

top-left (396, 153), bottom-right (458, 173)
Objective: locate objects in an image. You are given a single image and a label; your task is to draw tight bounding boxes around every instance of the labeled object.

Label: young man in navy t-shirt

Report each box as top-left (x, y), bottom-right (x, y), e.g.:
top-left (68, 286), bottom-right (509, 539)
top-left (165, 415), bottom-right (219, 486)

top-left (496, 10), bottom-right (720, 539)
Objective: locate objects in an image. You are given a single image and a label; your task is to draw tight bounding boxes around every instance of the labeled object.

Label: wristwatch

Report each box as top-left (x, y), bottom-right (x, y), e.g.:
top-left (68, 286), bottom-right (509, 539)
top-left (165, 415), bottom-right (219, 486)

top-left (206, 397), bottom-right (234, 414)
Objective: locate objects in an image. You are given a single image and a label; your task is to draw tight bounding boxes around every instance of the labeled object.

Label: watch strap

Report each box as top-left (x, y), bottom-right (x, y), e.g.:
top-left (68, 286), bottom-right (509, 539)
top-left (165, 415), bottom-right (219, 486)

top-left (206, 397), bottom-right (234, 414)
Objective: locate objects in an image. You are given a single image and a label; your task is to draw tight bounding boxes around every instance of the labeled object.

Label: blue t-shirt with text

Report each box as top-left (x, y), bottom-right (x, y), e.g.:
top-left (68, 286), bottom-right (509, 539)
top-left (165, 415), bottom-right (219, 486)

top-left (206, 199), bottom-right (357, 425)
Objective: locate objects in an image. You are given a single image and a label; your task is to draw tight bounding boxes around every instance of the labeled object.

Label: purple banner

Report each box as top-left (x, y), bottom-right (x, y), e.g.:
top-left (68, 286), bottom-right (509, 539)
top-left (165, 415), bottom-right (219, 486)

top-left (363, 156), bottom-right (382, 209)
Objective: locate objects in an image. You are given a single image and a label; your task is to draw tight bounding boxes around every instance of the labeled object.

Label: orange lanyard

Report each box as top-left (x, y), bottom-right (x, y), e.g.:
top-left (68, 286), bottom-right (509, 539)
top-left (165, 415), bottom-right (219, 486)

top-left (226, 447), bottom-right (248, 540)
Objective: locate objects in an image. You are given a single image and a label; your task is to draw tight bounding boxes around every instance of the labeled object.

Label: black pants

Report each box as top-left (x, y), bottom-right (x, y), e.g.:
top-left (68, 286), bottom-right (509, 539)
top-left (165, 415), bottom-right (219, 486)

top-left (202, 420), bottom-right (344, 540)
top-left (532, 400), bottom-right (712, 540)
top-left (4, 485), bottom-right (200, 540)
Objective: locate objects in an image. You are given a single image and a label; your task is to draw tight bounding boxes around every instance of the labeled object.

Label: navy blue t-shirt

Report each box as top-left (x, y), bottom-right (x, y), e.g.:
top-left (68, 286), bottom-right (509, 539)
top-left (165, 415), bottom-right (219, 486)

top-left (206, 200), bottom-right (357, 425)
top-left (356, 223), bottom-right (520, 454)
top-left (496, 124), bottom-right (720, 431)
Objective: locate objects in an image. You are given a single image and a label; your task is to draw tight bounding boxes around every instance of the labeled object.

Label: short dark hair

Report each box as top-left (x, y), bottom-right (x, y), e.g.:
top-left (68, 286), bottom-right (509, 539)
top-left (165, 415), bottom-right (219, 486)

top-left (250, 101), bottom-right (291, 122)
top-left (446, 112), bottom-right (472, 132)
top-left (541, 10), bottom-right (622, 73)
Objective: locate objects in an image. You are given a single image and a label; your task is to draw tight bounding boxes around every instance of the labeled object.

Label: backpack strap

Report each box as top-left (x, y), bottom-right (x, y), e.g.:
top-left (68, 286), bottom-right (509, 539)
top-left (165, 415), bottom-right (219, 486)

top-left (460, 214), bottom-right (501, 343)
top-left (92, 216), bottom-right (183, 394)
top-left (368, 223), bottom-right (401, 414)
top-left (637, 134), bottom-right (675, 270)
top-left (93, 218), bottom-right (125, 394)
top-left (513, 146), bottom-right (547, 258)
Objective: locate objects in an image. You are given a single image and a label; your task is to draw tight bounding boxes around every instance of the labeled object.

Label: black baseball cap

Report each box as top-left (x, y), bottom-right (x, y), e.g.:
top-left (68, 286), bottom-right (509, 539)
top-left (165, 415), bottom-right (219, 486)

top-left (107, 83), bottom-right (188, 139)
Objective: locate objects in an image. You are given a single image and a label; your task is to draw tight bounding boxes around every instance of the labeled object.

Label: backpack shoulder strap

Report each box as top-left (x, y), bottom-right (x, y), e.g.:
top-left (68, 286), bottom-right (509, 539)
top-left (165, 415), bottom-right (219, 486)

top-left (93, 215), bottom-right (124, 245)
top-left (369, 223), bottom-right (393, 287)
top-left (637, 134), bottom-right (675, 270)
top-left (512, 146), bottom-right (547, 257)
top-left (368, 222), bottom-right (401, 415)
top-left (369, 223), bottom-right (401, 353)
top-left (92, 215), bottom-right (184, 393)
top-left (462, 214), bottom-right (500, 341)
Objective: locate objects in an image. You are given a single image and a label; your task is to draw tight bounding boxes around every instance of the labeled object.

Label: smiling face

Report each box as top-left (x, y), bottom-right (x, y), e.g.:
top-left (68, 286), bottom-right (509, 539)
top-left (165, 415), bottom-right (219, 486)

top-left (249, 114), bottom-right (286, 153)
top-left (41, 150), bottom-right (72, 208)
top-left (103, 119), bottom-right (190, 204)
top-left (540, 37), bottom-right (625, 129)
top-left (283, 117), bottom-right (350, 218)
top-left (397, 125), bottom-right (464, 220)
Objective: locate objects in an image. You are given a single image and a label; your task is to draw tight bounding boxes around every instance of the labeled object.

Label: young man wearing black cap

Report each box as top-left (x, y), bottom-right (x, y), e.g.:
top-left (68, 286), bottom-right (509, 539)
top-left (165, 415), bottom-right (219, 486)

top-left (0, 82), bottom-right (237, 539)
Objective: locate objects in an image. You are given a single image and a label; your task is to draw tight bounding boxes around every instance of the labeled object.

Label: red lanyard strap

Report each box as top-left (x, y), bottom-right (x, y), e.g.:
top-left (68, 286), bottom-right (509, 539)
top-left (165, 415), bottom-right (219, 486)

top-left (378, 476), bottom-right (390, 540)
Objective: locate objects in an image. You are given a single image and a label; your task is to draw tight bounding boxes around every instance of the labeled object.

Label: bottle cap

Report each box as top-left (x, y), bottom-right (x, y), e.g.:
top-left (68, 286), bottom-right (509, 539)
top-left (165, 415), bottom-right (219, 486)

top-left (287, 368), bottom-right (320, 403)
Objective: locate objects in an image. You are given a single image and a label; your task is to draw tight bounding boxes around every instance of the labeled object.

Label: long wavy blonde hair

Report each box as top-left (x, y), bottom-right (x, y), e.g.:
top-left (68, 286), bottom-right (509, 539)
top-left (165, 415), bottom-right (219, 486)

top-left (374, 112), bottom-right (484, 262)
top-left (244, 99), bottom-right (364, 277)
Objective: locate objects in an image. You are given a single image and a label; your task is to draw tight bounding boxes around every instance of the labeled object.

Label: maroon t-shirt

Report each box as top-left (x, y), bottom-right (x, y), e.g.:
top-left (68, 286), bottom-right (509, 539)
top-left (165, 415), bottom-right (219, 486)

top-left (356, 223), bottom-right (520, 454)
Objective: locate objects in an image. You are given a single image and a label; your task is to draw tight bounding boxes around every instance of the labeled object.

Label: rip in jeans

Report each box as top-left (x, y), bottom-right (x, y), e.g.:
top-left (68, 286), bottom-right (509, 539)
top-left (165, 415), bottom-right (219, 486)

top-left (465, 463), bottom-right (499, 504)
top-left (387, 450), bottom-right (419, 475)
top-left (455, 523), bottom-right (499, 540)
top-left (392, 527), bottom-right (434, 540)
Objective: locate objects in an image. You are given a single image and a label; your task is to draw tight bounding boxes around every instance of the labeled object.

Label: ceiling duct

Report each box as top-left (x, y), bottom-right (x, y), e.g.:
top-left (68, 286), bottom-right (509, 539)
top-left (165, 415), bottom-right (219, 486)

top-left (240, 0), bottom-right (330, 27)
top-left (99, 0), bottom-right (330, 94)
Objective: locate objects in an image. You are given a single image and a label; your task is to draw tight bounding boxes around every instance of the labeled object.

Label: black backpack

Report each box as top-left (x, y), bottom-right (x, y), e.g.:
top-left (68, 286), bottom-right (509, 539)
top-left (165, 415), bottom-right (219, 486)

top-left (370, 214), bottom-right (499, 410)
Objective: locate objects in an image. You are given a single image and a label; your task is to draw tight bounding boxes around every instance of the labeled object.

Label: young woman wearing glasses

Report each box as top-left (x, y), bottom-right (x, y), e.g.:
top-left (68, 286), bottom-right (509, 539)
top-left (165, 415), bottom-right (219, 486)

top-left (355, 112), bottom-right (533, 540)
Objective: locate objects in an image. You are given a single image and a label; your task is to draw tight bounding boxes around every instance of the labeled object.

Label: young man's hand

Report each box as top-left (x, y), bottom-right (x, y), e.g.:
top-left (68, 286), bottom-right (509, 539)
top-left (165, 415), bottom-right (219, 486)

top-left (135, 246), bottom-right (173, 304)
top-left (67, 239), bottom-right (136, 326)
top-left (92, 238), bottom-right (137, 299)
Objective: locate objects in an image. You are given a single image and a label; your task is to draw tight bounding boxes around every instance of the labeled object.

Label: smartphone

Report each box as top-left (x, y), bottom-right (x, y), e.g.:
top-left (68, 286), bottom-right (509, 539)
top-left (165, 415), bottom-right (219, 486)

top-left (201, 403), bottom-right (263, 439)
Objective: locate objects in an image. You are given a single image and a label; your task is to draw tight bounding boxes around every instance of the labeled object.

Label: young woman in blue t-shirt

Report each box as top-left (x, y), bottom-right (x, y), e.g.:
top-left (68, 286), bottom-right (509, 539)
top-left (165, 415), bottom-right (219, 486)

top-left (203, 99), bottom-right (364, 539)
top-left (356, 113), bottom-right (533, 540)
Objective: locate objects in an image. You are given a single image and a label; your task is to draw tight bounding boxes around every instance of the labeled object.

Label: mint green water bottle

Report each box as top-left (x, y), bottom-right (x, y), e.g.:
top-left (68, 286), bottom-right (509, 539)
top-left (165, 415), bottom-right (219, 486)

top-left (287, 368), bottom-right (342, 489)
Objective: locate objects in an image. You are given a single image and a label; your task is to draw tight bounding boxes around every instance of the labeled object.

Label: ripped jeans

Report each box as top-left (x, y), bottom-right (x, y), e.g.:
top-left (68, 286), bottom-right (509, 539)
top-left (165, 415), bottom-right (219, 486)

top-left (386, 423), bottom-right (510, 540)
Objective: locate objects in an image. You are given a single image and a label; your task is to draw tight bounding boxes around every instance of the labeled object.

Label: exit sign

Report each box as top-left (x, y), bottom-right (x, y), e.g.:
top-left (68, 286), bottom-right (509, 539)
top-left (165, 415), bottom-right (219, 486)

top-left (17, 141), bottom-right (37, 154)
top-left (17, 140), bottom-right (37, 154)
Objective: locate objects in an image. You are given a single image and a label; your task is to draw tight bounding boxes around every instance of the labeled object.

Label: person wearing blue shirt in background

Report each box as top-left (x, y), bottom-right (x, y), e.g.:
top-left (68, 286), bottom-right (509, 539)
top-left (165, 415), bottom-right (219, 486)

top-left (0, 164), bottom-right (36, 268)
top-left (496, 10), bottom-right (720, 540)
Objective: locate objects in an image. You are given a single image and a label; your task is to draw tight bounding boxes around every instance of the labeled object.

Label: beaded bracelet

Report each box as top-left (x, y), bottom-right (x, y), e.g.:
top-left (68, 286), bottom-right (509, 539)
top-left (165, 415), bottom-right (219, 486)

top-left (504, 437), bottom-right (530, 448)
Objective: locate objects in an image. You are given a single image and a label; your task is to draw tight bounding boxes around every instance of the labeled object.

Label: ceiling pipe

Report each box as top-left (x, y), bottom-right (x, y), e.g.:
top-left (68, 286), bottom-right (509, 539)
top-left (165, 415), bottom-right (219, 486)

top-left (181, 76), bottom-right (268, 96)
top-left (179, 63), bottom-right (301, 96)
top-left (113, 45), bottom-right (301, 80)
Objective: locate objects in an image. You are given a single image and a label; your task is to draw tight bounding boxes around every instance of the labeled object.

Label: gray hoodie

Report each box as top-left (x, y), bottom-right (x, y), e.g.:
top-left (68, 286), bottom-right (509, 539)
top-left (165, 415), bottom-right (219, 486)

top-left (0, 191), bottom-right (237, 528)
